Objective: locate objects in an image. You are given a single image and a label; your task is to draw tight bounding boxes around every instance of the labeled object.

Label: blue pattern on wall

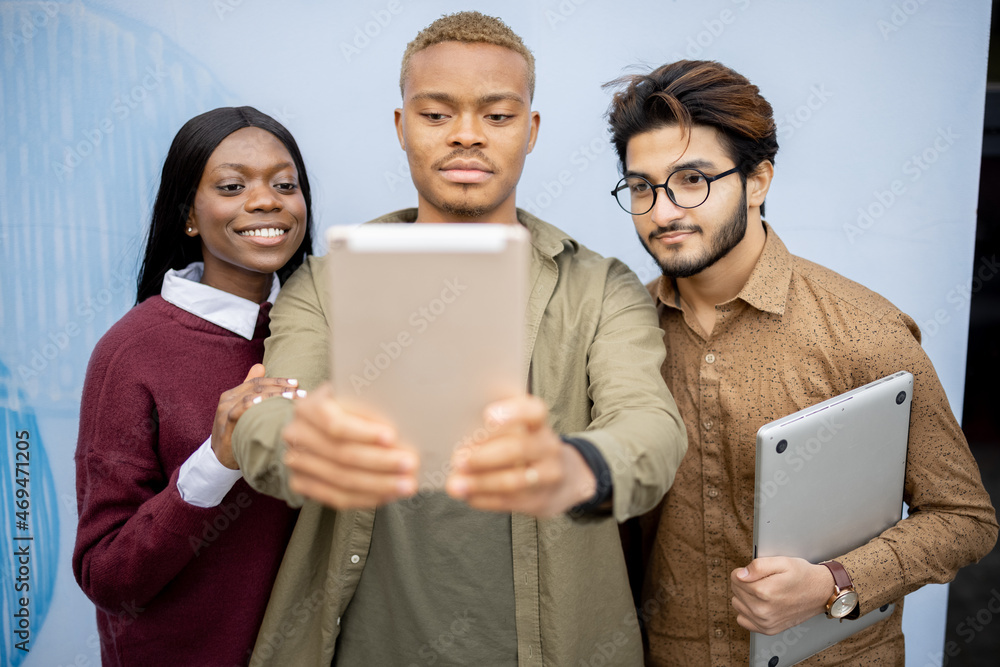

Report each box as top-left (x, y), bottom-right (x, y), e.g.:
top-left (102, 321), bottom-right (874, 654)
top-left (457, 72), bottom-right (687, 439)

top-left (1, 2), bottom-right (233, 661)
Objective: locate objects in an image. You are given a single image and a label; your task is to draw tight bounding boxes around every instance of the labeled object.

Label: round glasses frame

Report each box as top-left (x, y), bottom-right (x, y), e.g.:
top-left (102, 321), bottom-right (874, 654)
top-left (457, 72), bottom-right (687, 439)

top-left (611, 166), bottom-right (741, 215)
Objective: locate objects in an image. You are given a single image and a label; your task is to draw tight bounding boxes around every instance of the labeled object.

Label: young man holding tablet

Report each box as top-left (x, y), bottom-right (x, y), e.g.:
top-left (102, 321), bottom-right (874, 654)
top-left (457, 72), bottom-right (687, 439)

top-left (232, 12), bottom-right (686, 665)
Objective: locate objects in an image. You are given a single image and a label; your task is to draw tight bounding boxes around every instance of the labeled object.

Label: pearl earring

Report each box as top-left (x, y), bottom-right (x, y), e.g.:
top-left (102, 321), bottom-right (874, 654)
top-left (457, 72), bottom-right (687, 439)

top-left (187, 227), bottom-right (194, 233)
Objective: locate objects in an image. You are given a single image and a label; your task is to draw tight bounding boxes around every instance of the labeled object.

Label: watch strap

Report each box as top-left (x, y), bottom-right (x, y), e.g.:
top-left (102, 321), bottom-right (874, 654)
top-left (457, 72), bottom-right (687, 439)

top-left (561, 436), bottom-right (612, 515)
top-left (821, 560), bottom-right (861, 620)
top-left (821, 560), bottom-right (853, 591)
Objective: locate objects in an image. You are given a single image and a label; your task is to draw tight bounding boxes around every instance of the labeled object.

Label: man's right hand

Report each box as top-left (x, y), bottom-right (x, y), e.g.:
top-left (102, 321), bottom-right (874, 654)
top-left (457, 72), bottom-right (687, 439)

top-left (280, 383), bottom-right (419, 509)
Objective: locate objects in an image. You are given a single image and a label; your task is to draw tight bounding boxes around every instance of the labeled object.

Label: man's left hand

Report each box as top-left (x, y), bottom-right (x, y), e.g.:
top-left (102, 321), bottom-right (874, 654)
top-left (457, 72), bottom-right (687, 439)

top-left (445, 395), bottom-right (597, 517)
top-left (730, 557), bottom-right (835, 635)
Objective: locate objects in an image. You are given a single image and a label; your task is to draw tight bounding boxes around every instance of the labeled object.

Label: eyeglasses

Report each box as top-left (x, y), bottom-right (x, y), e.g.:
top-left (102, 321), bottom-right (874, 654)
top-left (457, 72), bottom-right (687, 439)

top-left (611, 166), bottom-right (740, 215)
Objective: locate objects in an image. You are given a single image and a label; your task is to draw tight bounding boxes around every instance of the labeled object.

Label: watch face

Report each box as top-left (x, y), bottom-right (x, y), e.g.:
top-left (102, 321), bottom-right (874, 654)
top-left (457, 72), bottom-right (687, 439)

top-left (829, 590), bottom-right (859, 618)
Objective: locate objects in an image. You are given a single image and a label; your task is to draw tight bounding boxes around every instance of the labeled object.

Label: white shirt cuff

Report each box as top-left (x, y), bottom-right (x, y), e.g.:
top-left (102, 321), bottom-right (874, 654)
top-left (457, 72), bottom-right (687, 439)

top-left (177, 436), bottom-right (243, 508)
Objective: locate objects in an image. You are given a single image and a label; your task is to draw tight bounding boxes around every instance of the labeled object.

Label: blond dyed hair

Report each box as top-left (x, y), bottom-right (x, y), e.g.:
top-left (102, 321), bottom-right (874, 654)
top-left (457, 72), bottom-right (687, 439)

top-left (399, 11), bottom-right (536, 100)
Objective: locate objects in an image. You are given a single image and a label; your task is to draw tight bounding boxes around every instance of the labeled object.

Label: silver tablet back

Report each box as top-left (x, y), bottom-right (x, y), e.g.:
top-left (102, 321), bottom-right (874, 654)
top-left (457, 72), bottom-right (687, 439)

top-left (327, 223), bottom-right (529, 491)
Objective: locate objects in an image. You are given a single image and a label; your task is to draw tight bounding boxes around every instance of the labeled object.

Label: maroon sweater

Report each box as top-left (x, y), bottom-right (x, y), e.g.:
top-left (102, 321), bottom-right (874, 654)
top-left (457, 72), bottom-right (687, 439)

top-left (73, 296), bottom-right (297, 666)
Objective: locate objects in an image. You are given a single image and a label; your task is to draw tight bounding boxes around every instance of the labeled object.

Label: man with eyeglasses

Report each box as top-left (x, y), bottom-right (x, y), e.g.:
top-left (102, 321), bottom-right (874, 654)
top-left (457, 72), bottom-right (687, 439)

top-left (606, 59), bottom-right (997, 665)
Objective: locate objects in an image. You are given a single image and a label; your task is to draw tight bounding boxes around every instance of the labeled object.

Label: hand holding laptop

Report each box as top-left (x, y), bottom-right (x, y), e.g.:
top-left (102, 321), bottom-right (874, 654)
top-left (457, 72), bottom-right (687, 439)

top-left (731, 556), bottom-right (835, 635)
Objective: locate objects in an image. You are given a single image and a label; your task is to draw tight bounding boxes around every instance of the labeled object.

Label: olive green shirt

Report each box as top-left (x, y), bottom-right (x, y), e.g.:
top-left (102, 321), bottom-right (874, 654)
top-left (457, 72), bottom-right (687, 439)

top-left (335, 492), bottom-right (518, 665)
top-left (233, 209), bottom-right (687, 666)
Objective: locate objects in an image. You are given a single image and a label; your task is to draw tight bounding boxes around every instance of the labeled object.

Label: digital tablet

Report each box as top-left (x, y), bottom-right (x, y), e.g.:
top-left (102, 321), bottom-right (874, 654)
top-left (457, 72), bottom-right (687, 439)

top-left (750, 371), bottom-right (913, 667)
top-left (326, 223), bottom-right (529, 491)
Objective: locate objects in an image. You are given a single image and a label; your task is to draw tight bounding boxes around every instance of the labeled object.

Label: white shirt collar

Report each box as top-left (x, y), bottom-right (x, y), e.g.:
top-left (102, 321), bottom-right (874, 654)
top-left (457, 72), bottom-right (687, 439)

top-left (160, 262), bottom-right (280, 340)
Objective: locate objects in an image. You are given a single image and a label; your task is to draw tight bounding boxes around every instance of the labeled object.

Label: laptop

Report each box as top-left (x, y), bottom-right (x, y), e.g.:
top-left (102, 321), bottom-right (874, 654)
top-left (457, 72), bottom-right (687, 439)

top-left (749, 370), bottom-right (913, 667)
top-left (326, 223), bottom-right (529, 491)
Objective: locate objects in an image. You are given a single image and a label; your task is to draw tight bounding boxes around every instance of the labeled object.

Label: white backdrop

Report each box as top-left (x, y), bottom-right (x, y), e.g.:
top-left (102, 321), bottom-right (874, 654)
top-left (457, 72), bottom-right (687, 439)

top-left (0, 1), bottom-right (990, 665)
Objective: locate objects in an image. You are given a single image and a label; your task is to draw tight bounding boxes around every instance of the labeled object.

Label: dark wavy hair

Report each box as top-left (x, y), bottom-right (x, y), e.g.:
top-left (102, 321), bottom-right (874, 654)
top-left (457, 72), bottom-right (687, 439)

top-left (135, 106), bottom-right (314, 303)
top-left (604, 60), bottom-right (778, 213)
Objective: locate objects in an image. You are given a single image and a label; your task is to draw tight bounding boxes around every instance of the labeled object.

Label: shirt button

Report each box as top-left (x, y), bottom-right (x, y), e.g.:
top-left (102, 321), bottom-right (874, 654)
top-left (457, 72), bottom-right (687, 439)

top-left (703, 420), bottom-right (713, 430)
top-left (350, 554), bottom-right (360, 564)
top-left (711, 558), bottom-right (721, 566)
top-left (705, 353), bottom-right (716, 364)
top-left (707, 487), bottom-right (719, 498)
top-left (715, 627), bottom-right (725, 638)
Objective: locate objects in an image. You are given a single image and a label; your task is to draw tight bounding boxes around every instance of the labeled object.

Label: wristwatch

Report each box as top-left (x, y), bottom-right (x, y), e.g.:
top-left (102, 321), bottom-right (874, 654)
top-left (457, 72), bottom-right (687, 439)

top-left (821, 561), bottom-right (858, 621)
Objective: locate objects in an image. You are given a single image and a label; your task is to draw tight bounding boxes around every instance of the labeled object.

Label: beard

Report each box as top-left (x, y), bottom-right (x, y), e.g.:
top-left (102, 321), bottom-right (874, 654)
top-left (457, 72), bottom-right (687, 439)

top-left (431, 149), bottom-right (502, 220)
top-left (640, 189), bottom-right (748, 279)
top-left (438, 198), bottom-right (490, 220)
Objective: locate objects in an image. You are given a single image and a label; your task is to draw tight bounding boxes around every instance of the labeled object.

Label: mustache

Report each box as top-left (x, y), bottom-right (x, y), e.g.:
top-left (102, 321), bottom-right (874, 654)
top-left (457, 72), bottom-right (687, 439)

top-left (649, 224), bottom-right (701, 242)
top-left (431, 148), bottom-right (499, 173)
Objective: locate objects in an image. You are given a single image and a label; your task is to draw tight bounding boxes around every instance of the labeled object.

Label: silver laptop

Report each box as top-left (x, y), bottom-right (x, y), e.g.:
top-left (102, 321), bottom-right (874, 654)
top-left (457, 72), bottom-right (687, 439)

top-left (750, 371), bottom-right (912, 667)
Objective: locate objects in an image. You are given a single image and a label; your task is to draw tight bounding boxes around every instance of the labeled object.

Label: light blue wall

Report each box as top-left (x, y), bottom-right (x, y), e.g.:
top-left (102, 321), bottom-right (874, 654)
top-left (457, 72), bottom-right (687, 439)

top-left (0, 1), bottom-right (989, 664)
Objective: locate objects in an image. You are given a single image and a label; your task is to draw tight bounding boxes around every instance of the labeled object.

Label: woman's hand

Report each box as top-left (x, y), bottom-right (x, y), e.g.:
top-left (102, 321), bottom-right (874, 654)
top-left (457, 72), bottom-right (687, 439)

top-left (212, 364), bottom-right (303, 469)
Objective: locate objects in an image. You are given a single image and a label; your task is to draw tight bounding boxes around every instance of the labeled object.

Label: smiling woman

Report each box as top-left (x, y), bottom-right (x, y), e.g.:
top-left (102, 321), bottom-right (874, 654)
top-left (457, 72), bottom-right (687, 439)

top-left (72, 107), bottom-right (314, 666)
top-left (136, 108), bottom-right (314, 304)
top-left (184, 126), bottom-right (309, 302)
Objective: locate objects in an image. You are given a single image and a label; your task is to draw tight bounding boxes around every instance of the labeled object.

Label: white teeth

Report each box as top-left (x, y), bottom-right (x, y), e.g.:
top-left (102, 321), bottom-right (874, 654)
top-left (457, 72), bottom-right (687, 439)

top-left (239, 228), bottom-right (286, 238)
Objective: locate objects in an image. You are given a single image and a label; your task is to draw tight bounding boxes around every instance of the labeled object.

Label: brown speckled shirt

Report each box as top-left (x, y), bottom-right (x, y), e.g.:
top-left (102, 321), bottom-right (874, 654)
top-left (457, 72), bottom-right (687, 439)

top-left (636, 224), bottom-right (998, 666)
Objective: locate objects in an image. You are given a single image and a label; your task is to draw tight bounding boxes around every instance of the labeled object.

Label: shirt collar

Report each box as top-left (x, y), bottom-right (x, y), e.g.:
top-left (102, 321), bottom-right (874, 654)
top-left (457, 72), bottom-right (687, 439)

top-left (160, 262), bottom-right (279, 339)
top-left (652, 221), bottom-right (793, 316)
